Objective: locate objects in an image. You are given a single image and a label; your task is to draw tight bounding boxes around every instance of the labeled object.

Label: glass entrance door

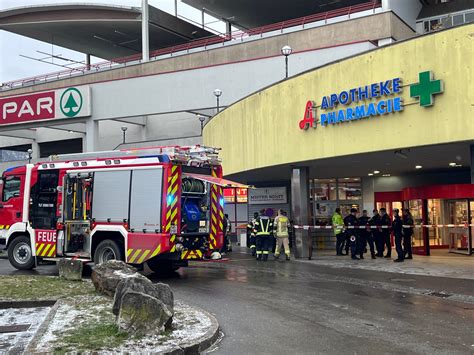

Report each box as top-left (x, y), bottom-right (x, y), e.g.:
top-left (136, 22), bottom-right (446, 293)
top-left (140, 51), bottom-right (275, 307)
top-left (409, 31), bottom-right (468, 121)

top-left (447, 200), bottom-right (472, 255)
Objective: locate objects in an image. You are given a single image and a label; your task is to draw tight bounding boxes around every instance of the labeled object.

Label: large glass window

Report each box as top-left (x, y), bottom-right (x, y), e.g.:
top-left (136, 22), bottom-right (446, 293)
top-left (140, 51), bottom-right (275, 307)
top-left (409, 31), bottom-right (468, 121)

top-left (312, 179), bottom-right (337, 201)
top-left (465, 12), bottom-right (474, 24)
top-left (453, 14), bottom-right (464, 26)
top-left (2, 176), bottom-right (21, 201)
top-left (338, 178), bottom-right (361, 200)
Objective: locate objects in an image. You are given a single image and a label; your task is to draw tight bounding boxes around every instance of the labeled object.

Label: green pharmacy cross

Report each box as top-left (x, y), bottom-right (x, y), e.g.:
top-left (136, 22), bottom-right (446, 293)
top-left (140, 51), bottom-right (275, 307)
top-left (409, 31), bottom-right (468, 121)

top-left (410, 71), bottom-right (444, 107)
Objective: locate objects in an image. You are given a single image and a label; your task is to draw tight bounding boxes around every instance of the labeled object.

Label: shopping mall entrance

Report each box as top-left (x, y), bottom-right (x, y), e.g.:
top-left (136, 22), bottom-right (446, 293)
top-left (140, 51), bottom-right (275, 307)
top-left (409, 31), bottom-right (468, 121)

top-left (376, 185), bottom-right (474, 256)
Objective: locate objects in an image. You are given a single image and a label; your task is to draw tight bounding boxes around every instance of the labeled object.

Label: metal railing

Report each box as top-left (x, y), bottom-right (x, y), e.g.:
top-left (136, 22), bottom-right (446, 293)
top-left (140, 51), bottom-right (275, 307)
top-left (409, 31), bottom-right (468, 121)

top-left (0, 1), bottom-right (381, 91)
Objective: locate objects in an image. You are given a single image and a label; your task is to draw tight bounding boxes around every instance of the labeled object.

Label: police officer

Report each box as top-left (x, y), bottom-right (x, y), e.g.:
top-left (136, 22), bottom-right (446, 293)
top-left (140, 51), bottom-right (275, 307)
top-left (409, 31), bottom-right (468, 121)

top-left (358, 210), bottom-right (376, 259)
top-left (344, 208), bottom-right (360, 260)
top-left (370, 209), bottom-right (383, 257)
top-left (392, 208), bottom-right (404, 262)
top-left (253, 209), bottom-right (274, 262)
top-left (247, 212), bottom-right (259, 257)
top-left (332, 208), bottom-right (344, 256)
top-left (379, 207), bottom-right (392, 258)
top-left (403, 209), bottom-right (414, 260)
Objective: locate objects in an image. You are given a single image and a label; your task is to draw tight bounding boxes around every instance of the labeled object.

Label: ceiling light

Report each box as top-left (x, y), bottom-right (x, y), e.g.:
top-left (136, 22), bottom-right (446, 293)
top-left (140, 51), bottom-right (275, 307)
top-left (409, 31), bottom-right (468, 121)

top-left (382, 174), bottom-right (391, 177)
top-left (373, 170), bottom-right (380, 174)
top-left (368, 173), bottom-right (374, 176)
top-left (344, 178), bottom-right (350, 180)
top-left (415, 165), bottom-right (422, 169)
top-left (449, 162), bottom-right (456, 167)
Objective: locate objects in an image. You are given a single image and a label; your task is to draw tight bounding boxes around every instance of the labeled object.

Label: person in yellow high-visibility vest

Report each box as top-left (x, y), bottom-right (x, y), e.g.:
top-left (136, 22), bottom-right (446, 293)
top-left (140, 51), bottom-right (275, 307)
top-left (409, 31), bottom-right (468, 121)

top-left (332, 208), bottom-right (345, 256)
top-left (273, 209), bottom-right (291, 261)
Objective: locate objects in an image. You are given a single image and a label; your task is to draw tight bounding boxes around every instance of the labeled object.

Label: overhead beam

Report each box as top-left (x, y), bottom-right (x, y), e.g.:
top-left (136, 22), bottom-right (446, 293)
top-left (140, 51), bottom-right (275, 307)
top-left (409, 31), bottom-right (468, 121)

top-left (0, 130), bottom-right (36, 140)
top-left (110, 117), bottom-right (147, 126)
top-left (42, 123), bottom-right (86, 133)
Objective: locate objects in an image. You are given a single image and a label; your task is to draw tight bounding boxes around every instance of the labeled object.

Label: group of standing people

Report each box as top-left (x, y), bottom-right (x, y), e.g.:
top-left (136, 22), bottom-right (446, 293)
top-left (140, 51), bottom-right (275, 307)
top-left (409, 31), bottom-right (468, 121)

top-left (332, 207), bottom-right (414, 262)
top-left (247, 209), bottom-right (291, 262)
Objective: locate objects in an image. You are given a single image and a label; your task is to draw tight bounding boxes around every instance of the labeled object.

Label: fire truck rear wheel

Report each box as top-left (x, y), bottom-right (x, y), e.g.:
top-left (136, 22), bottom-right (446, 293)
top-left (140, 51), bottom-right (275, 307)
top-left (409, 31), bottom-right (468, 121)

top-left (8, 236), bottom-right (35, 270)
top-left (93, 240), bottom-right (123, 265)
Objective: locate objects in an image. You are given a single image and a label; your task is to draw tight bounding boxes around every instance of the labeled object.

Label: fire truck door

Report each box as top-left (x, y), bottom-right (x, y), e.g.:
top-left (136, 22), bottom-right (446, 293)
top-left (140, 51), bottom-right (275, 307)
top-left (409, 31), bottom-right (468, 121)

top-left (0, 174), bottom-right (25, 224)
top-left (30, 170), bottom-right (59, 230)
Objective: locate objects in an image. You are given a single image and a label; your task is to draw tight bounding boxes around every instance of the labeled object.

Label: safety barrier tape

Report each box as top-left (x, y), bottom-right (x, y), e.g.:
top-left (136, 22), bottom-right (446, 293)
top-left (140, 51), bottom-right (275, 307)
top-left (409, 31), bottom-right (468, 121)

top-left (293, 224), bottom-right (474, 230)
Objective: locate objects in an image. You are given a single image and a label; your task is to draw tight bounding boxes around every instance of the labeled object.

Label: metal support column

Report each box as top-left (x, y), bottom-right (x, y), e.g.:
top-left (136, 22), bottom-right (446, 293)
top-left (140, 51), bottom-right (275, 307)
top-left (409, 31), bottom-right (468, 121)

top-left (291, 167), bottom-right (311, 259)
top-left (142, 0), bottom-right (150, 62)
top-left (85, 53), bottom-right (91, 71)
top-left (84, 119), bottom-right (99, 152)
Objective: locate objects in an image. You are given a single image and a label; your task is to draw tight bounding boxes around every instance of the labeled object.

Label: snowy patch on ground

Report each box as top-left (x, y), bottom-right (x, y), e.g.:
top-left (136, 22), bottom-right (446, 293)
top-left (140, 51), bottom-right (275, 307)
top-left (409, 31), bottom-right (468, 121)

top-left (35, 294), bottom-right (113, 350)
top-left (0, 306), bottom-right (50, 353)
top-left (34, 296), bottom-right (214, 353)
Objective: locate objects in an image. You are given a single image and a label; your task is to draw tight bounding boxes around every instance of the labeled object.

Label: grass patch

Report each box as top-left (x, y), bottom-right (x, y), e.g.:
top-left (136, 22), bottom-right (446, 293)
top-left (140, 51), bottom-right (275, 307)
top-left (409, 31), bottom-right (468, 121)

top-left (54, 322), bottom-right (128, 352)
top-left (0, 275), bottom-right (95, 300)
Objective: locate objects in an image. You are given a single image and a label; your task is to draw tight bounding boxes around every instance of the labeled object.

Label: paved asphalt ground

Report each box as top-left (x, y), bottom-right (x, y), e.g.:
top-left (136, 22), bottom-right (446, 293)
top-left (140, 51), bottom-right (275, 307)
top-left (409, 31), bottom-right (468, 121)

top-left (0, 249), bottom-right (473, 354)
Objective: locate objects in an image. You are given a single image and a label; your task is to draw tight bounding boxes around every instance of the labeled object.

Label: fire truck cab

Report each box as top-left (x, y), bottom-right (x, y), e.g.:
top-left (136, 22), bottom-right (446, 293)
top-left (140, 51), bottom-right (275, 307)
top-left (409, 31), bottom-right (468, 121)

top-left (0, 146), bottom-right (244, 271)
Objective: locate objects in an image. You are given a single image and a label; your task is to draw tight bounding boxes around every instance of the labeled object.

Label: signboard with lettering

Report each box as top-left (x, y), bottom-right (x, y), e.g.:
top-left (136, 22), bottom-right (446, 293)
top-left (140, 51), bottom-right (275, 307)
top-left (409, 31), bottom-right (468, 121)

top-left (0, 86), bottom-right (91, 126)
top-left (249, 187), bottom-right (287, 205)
top-left (224, 188), bottom-right (248, 203)
top-left (299, 71), bottom-right (443, 130)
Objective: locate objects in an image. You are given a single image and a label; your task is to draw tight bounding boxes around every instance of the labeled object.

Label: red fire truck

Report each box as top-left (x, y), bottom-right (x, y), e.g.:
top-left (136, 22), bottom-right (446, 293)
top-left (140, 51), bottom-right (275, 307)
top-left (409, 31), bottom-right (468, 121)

top-left (0, 146), bottom-right (244, 271)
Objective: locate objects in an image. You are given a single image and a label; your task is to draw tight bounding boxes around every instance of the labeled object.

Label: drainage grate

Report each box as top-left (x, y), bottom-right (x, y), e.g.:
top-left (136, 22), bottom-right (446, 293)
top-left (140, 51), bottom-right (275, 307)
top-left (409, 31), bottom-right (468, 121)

top-left (0, 324), bottom-right (31, 333)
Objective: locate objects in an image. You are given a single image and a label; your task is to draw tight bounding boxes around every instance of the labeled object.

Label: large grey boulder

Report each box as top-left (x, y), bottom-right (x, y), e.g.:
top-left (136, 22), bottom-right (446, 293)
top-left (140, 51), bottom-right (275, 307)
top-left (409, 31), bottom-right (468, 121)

top-left (91, 260), bottom-right (137, 296)
top-left (117, 291), bottom-right (173, 336)
top-left (58, 258), bottom-right (83, 281)
top-left (112, 275), bottom-right (174, 316)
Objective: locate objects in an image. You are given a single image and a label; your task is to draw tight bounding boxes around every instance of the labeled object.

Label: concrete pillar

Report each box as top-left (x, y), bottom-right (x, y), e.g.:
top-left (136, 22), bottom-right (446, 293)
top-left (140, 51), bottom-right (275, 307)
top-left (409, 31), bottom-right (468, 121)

top-left (30, 141), bottom-right (40, 160)
top-left (362, 177), bottom-right (375, 212)
top-left (291, 167), bottom-right (310, 258)
top-left (142, 0), bottom-right (150, 62)
top-left (84, 119), bottom-right (99, 152)
top-left (471, 145), bottom-right (474, 184)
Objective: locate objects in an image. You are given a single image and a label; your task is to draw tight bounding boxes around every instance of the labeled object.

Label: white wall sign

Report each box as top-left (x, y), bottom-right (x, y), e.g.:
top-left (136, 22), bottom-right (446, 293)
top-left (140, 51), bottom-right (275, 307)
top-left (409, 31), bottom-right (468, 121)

top-left (249, 187), bottom-right (287, 205)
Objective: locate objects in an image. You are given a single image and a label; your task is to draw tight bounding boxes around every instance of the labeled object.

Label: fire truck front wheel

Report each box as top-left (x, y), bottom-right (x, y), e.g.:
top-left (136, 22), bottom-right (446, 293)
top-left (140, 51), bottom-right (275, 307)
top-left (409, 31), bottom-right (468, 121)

top-left (8, 236), bottom-right (36, 270)
top-left (93, 240), bottom-right (124, 265)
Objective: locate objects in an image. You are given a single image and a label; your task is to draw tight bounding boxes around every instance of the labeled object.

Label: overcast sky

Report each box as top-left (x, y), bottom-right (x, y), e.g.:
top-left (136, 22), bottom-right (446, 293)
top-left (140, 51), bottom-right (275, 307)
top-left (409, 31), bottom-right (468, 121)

top-left (0, 0), bottom-right (222, 84)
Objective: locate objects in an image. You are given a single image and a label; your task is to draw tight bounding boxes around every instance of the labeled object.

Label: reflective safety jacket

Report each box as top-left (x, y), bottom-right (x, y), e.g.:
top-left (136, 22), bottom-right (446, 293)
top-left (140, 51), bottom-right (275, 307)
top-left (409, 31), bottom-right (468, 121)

top-left (274, 215), bottom-right (289, 238)
top-left (332, 213), bottom-right (344, 235)
top-left (247, 218), bottom-right (257, 237)
top-left (253, 216), bottom-right (273, 237)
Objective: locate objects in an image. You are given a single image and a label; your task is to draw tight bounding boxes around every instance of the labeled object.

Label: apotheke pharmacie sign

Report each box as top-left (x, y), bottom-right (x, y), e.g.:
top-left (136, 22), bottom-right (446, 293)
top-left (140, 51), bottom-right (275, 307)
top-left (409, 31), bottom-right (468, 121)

top-left (299, 71), bottom-right (443, 130)
top-left (0, 86), bottom-right (91, 126)
top-left (249, 187), bottom-right (287, 205)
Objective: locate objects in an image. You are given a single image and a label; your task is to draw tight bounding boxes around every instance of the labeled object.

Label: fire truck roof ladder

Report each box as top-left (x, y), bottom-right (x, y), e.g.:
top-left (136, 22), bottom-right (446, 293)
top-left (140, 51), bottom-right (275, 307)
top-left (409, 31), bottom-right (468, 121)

top-left (49, 145), bottom-right (221, 167)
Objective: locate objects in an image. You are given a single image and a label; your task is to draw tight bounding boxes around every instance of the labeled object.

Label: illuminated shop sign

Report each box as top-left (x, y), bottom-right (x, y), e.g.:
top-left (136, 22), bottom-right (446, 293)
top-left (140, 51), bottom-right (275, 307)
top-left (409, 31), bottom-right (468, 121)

top-left (299, 71), bottom-right (443, 130)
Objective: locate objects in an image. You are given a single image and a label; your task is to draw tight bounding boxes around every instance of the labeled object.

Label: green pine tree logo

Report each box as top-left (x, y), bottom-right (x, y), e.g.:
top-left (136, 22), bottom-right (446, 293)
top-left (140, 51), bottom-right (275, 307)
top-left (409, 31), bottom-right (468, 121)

top-left (60, 88), bottom-right (83, 117)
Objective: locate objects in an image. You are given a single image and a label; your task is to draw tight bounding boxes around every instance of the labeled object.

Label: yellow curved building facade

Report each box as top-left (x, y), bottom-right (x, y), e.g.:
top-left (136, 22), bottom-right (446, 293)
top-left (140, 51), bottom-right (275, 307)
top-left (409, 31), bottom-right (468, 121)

top-left (204, 24), bottom-right (473, 176)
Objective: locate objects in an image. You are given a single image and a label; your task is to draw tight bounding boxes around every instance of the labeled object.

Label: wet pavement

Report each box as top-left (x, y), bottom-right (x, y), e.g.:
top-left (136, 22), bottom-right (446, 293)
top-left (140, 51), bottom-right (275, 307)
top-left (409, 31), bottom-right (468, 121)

top-left (0, 250), bottom-right (473, 354)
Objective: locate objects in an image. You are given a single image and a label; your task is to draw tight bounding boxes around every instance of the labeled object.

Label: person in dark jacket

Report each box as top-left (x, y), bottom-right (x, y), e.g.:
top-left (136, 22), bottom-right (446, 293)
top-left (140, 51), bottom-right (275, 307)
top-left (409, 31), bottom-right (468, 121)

top-left (247, 212), bottom-right (259, 256)
top-left (358, 210), bottom-right (376, 259)
top-left (392, 208), bottom-right (404, 262)
top-left (370, 209), bottom-right (383, 257)
top-left (402, 209), bottom-right (414, 260)
top-left (253, 209), bottom-right (274, 262)
top-left (344, 208), bottom-right (360, 260)
top-left (379, 208), bottom-right (392, 258)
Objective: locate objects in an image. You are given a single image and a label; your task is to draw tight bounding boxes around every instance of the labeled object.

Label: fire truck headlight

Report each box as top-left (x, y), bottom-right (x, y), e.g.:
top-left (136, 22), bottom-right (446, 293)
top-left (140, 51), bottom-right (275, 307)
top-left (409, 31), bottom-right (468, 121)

top-left (176, 243), bottom-right (184, 252)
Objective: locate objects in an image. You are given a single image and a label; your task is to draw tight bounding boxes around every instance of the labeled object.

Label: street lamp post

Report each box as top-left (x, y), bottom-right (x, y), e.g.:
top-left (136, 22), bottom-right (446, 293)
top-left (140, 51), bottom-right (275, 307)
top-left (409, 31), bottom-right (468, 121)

top-left (213, 89), bottom-right (222, 113)
top-left (121, 126), bottom-right (128, 144)
top-left (281, 45), bottom-right (293, 79)
top-left (197, 115), bottom-right (206, 134)
top-left (27, 148), bottom-right (33, 164)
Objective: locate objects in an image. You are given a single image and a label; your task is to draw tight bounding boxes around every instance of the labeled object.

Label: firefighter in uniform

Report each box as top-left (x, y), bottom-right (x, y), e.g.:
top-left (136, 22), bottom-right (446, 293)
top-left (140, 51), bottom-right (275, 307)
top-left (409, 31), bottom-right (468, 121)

top-left (344, 208), bottom-right (360, 260)
top-left (253, 209), bottom-right (274, 262)
top-left (273, 209), bottom-right (291, 261)
top-left (247, 212), bottom-right (259, 257)
top-left (332, 208), bottom-right (344, 256)
top-left (358, 210), bottom-right (376, 259)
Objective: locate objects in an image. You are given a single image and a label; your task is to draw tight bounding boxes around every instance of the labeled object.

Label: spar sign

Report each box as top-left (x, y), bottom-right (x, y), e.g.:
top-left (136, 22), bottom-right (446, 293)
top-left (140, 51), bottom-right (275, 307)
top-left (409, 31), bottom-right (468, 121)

top-left (0, 86), bottom-right (91, 126)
